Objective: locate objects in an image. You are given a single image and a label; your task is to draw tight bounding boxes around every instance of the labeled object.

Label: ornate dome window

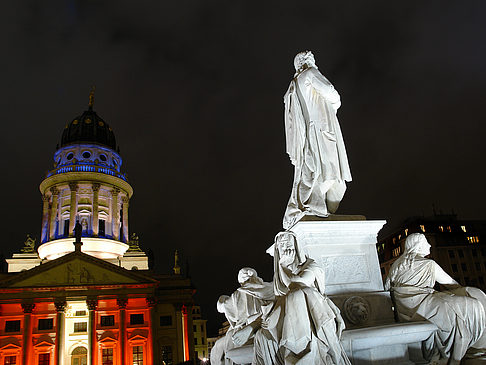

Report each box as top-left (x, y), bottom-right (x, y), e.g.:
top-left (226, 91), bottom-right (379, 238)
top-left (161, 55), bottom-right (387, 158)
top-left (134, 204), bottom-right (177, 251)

top-left (66, 152), bottom-right (74, 161)
top-left (99, 154), bottom-right (107, 162)
top-left (82, 151), bottom-right (91, 159)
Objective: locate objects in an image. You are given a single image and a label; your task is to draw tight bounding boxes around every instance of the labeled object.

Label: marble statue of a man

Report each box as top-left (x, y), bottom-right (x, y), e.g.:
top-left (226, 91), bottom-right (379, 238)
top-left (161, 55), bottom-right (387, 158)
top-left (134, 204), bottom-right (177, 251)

top-left (385, 233), bottom-right (486, 363)
top-left (283, 51), bottom-right (352, 229)
top-left (211, 268), bottom-right (274, 365)
top-left (261, 231), bottom-right (350, 364)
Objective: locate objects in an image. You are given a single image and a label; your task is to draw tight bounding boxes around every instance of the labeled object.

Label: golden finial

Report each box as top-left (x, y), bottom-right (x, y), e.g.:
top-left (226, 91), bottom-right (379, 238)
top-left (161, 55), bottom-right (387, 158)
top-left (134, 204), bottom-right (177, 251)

top-left (173, 250), bottom-right (181, 275)
top-left (88, 86), bottom-right (96, 109)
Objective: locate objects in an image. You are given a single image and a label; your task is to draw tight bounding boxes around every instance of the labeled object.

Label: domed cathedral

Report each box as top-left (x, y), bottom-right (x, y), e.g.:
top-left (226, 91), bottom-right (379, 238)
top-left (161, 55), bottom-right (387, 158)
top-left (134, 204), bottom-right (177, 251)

top-left (0, 90), bottom-right (196, 365)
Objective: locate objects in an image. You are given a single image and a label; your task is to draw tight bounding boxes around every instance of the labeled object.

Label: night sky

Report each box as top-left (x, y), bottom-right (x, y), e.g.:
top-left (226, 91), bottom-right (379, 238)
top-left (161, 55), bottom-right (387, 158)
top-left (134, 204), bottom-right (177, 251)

top-left (1, 1), bottom-right (486, 336)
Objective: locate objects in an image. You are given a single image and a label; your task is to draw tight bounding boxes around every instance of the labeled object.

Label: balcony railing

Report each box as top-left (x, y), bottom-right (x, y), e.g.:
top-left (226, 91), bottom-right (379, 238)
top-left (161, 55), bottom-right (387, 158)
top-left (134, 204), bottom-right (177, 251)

top-left (46, 163), bottom-right (127, 181)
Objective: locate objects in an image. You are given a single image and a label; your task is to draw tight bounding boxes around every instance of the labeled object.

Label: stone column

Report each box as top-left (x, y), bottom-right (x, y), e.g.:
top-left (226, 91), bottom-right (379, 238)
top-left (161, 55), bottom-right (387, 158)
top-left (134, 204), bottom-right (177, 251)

top-left (21, 302), bottom-right (35, 365)
top-left (87, 298), bottom-right (98, 365)
top-left (41, 194), bottom-right (50, 243)
top-left (68, 183), bottom-right (78, 236)
top-left (92, 183), bottom-right (100, 236)
top-left (117, 297), bottom-right (128, 364)
top-left (111, 188), bottom-right (120, 240)
top-left (121, 196), bottom-right (129, 243)
top-left (146, 297), bottom-right (157, 364)
top-left (49, 187), bottom-right (59, 240)
top-left (55, 300), bottom-right (66, 365)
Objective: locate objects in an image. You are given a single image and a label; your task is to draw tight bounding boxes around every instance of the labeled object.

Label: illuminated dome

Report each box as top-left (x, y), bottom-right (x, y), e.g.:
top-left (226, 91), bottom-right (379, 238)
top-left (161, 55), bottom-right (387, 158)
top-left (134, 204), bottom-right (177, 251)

top-left (60, 108), bottom-right (117, 151)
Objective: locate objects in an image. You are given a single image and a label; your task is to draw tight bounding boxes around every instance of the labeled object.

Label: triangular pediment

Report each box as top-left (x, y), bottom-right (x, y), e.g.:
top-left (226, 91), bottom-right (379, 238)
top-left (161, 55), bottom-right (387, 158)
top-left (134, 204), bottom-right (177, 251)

top-left (2, 252), bottom-right (156, 288)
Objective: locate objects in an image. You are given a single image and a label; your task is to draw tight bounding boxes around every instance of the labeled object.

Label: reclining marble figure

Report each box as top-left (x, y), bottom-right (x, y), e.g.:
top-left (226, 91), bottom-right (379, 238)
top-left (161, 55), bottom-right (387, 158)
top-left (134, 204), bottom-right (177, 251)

top-left (254, 231), bottom-right (350, 365)
top-left (211, 268), bottom-right (274, 365)
top-left (385, 233), bottom-right (486, 363)
top-left (283, 51), bottom-right (352, 229)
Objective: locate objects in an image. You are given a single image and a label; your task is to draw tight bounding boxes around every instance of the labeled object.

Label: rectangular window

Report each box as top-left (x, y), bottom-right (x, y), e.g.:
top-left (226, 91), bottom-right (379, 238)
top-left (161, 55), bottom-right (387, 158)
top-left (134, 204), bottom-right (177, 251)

top-left (452, 264), bottom-right (458, 273)
top-left (193, 325), bottom-right (197, 332)
top-left (75, 311), bottom-right (86, 316)
top-left (467, 236), bottom-right (480, 244)
top-left (159, 315), bottom-right (172, 326)
top-left (458, 250), bottom-right (464, 258)
top-left (100, 315), bottom-right (115, 327)
top-left (201, 324), bottom-right (204, 332)
top-left (38, 354), bottom-right (49, 365)
top-left (161, 346), bottom-right (172, 365)
top-left (461, 225), bottom-right (467, 232)
top-left (38, 318), bottom-right (53, 330)
top-left (132, 346), bottom-right (143, 365)
top-left (480, 277), bottom-right (484, 285)
top-left (462, 263), bottom-right (468, 272)
top-left (130, 314), bottom-right (144, 325)
top-left (404, 228), bottom-right (409, 236)
top-left (448, 250), bottom-right (455, 258)
top-left (4, 356), bottom-right (16, 365)
top-left (5, 320), bottom-right (20, 333)
top-left (102, 348), bottom-right (114, 365)
top-left (74, 322), bottom-right (87, 333)
top-left (420, 225), bottom-right (425, 232)
top-left (202, 337), bottom-right (205, 345)
top-left (438, 226), bottom-right (444, 232)
top-left (194, 337), bottom-right (198, 345)
top-left (447, 226), bottom-right (452, 232)
top-left (63, 219), bottom-right (70, 237)
top-left (99, 219), bottom-right (106, 236)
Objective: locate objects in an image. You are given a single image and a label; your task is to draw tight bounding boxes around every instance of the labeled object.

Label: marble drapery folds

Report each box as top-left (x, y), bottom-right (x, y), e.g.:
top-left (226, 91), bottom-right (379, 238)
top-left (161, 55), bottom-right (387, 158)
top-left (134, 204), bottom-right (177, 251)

top-left (385, 233), bottom-right (486, 363)
top-left (283, 51), bottom-right (351, 229)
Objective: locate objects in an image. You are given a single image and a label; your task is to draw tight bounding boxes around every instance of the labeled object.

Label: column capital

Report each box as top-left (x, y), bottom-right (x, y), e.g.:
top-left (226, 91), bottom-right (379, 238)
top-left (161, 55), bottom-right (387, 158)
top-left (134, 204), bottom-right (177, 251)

top-left (92, 183), bottom-right (101, 192)
top-left (111, 187), bottom-right (121, 196)
top-left (50, 187), bottom-right (60, 195)
top-left (69, 182), bottom-right (78, 192)
top-left (54, 300), bottom-right (67, 313)
top-left (117, 297), bottom-right (128, 309)
top-left (86, 298), bottom-right (98, 311)
top-left (121, 196), bottom-right (129, 204)
top-left (42, 194), bottom-right (49, 202)
top-left (21, 302), bottom-right (35, 314)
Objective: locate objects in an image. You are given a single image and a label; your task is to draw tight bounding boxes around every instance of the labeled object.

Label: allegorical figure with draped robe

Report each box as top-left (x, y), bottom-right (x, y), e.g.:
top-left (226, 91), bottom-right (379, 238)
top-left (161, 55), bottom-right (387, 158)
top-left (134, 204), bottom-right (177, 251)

top-left (283, 51), bottom-right (351, 229)
top-left (386, 233), bottom-right (486, 363)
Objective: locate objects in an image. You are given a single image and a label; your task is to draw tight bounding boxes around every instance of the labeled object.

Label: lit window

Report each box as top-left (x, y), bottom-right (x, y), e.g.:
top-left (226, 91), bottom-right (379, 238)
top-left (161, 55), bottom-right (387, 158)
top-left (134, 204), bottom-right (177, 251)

top-left (38, 318), bottom-right (53, 330)
top-left (74, 322), bottom-right (87, 333)
top-left (102, 348), bottom-right (113, 365)
top-left (404, 228), bottom-right (408, 236)
top-left (130, 314), bottom-right (144, 325)
top-left (392, 238), bottom-right (396, 244)
top-left (420, 225), bottom-right (425, 232)
top-left (133, 346), bottom-right (143, 365)
top-left (439, 226), bottom-right (444, 232)
top-left (75, 311), bottom-right (86, 317)
top-left (447, 226), bottom-right (451, 232)
top-left (467, 236), bottom-right (480, 244)
top-left (5, 320), bottom-right (20, 333)
top-left (4, 356), bottom-right (16, 365)
top-left (461, 226), bottom-right (467, 233)
top-left (100, 315), bottom-right (115, 327)
top-left (392, 247), bottom-right (402, 257)
top-left (38, 354), bottom-right (49, 365)
top-left (398, 234), bottom-right (401, 240)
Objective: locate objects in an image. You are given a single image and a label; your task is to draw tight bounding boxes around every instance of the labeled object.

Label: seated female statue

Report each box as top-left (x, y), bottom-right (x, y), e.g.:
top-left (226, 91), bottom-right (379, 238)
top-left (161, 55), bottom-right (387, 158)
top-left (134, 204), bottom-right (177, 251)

top-left (385, 233), bottom-right (486, 363)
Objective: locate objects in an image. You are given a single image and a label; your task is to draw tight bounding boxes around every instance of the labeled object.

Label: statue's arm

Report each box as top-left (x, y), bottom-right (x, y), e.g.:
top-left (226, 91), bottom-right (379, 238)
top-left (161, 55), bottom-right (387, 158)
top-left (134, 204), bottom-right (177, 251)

top-left (308, 69), bottom-right (341, 110)
top-left (434, 261), bottom-right (460, 287)
top-left (289, 267), bottom-right (316, 288)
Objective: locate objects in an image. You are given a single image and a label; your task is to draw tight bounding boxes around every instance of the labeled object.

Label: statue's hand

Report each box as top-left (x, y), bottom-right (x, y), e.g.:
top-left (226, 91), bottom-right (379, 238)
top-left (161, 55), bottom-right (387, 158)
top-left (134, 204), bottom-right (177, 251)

top-left (232, 325), bottom-right (253, 347)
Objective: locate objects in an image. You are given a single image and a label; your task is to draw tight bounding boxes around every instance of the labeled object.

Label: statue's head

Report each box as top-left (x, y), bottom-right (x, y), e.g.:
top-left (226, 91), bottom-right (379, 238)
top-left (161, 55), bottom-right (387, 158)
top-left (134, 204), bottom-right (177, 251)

top-left (274, 231), bottom-right (306, 265)
top-left (404, 233), bottom-right (430, 257)
top-left (294, 51), bottom-right (317, 74)
top-left (238, 267), bottom-right (259, 284)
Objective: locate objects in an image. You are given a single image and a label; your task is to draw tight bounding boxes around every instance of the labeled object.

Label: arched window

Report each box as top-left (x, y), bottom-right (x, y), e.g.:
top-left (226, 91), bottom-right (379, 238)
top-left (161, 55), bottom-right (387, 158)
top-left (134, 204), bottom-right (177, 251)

top-left (71, 347), bottom-right (87, 365)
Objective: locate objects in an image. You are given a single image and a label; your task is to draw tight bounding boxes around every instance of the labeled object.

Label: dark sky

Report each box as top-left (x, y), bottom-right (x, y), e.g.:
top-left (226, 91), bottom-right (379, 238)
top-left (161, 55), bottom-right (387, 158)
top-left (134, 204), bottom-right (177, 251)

top-left (1, 1), bottom-right (486, 336)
